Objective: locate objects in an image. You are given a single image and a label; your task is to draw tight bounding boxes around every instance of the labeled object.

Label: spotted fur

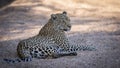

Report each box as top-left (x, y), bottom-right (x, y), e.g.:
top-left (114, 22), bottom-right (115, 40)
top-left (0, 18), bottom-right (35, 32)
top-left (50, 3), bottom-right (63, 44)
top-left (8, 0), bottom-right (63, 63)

top-left (15, 11), bottom-right (96, 62)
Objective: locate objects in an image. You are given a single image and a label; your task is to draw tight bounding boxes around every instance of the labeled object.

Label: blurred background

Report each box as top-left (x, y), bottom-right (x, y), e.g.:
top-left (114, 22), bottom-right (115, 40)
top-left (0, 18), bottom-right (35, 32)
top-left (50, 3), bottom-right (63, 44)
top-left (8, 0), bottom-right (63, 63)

top-left (0, 0), bottom-right (120, 68)
top-left (1, 0), bottom-right (120, 17)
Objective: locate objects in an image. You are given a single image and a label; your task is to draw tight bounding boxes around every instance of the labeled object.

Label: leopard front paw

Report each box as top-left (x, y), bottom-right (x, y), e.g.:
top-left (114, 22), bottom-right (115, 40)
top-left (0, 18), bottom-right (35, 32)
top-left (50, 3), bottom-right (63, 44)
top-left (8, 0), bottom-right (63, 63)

top-left (21, 57), bottom-right (32, 62)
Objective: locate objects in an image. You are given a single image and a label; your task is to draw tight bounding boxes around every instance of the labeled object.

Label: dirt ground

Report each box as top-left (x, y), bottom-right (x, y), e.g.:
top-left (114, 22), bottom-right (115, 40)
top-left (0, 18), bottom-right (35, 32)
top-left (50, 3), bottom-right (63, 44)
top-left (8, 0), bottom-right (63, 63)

top-left (0, 0), bottom-right (120, 68)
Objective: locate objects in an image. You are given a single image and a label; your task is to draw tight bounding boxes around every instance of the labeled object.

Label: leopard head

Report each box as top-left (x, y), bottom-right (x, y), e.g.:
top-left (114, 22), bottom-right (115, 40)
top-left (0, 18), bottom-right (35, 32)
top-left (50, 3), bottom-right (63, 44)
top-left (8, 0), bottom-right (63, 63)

top-left (50, 11), bottom-right (71, 31)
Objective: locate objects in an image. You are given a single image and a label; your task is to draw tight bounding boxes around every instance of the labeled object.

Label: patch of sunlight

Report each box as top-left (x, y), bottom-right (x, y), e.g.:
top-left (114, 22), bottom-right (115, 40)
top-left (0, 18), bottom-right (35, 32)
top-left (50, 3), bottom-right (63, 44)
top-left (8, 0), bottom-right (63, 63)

top-left (31, 6), bottom-right (52, 14)
top-left (11, 2), bottom-right (40, 6)
top-left (0, 28), bottom-right (41, 42)
top-left (43, 0), bottom-right (77, 9)
top-left (78, 3), bottom-right (95, 9)
top-left (90, 23), bottom-right (117, 32)
top-left (71, 25), bottom-right (90, 33)
top-left (71, 22), bottom-right (118, 33)
top-left (9, 30), bottom-right (21, 33)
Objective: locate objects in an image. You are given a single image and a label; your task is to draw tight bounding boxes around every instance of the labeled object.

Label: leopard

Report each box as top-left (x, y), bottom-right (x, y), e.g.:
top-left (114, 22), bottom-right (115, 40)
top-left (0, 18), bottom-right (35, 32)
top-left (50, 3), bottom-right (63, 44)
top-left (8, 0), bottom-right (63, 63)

top-left (3, 11), bottom-right (96, 63)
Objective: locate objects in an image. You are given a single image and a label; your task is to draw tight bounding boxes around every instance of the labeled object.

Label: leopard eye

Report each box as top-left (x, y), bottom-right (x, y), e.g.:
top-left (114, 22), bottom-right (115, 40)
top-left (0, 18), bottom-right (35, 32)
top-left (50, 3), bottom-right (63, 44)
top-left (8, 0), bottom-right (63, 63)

top-left (53, 17), bottom-right (57, 20)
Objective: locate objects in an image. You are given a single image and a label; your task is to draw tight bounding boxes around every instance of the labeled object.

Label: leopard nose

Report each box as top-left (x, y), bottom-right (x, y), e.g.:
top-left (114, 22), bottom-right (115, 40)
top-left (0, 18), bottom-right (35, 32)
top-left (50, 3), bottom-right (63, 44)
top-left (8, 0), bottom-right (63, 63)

top-left (63, 29), bottom-right (68, 31)
top-left (67, 25), bottom-right (71, 28)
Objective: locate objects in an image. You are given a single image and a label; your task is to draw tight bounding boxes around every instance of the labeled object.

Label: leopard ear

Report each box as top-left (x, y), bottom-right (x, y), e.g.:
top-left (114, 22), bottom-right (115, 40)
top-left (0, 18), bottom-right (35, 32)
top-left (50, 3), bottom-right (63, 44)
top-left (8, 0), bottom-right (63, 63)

top-left (51, 14), bottom-right (57, 20)
top-left (63, 11), bottom-right (67, 15)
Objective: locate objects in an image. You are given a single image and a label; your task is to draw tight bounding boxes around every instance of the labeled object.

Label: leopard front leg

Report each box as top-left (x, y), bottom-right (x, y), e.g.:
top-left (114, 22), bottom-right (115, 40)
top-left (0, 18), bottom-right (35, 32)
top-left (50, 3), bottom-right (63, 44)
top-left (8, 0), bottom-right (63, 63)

top-left (52, 51), bottom-right (77, 58)
top-left (50, 47), bottom-right (77, 58)
top-left (17, 42), bottom-right (32, 62)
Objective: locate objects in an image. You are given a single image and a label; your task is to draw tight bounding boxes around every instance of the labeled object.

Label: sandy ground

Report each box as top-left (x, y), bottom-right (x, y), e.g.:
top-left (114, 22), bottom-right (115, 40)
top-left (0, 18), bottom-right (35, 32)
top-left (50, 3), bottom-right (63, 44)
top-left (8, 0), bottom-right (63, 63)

top-left (0, 0), bottom-right (120, 68)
